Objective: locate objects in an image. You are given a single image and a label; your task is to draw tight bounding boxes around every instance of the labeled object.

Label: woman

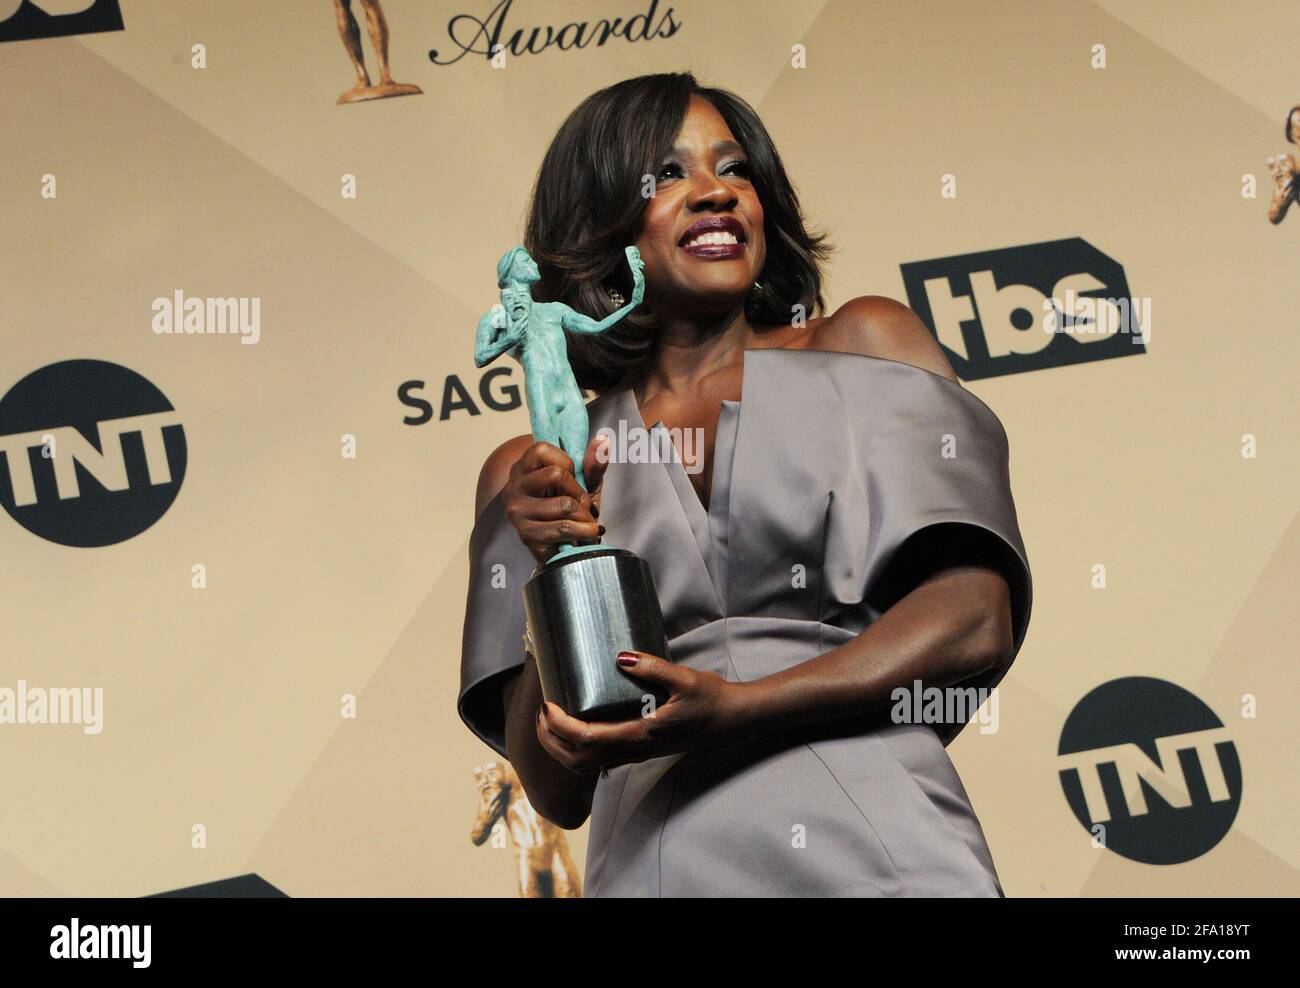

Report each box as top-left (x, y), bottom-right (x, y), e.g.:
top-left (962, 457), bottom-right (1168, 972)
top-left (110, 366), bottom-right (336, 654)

top-left (459, 72), bottom-right (1033, 896)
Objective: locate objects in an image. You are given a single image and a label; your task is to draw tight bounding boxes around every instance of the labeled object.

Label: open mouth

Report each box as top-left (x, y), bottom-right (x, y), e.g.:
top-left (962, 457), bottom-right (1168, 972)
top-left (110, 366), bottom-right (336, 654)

top-left (682, 230), bottom-right (742, 248)
top-left (678, 217), bottom-right (747, 258)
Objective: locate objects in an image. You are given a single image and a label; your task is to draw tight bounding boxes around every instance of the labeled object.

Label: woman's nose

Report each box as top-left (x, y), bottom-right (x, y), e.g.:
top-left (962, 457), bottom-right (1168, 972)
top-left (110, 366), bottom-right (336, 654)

top-left (687, 174), bottom-right (737, 210)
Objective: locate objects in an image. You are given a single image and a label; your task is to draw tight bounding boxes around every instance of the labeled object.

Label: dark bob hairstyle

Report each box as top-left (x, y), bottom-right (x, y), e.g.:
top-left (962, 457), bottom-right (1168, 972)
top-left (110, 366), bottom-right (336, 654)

top-left (522, 72), bottom-right (834, 393)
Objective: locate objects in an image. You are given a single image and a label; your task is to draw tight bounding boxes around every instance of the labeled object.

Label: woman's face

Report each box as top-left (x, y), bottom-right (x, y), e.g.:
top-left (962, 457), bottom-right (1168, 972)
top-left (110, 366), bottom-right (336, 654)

top-left (1290, 108), bottom-right (1300, 144)
top-left (634, 95), bottom-right (766, 314)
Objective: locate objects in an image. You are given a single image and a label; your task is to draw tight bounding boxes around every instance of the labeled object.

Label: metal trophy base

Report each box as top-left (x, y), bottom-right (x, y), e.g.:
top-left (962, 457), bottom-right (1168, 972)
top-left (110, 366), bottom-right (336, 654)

top-left (523, 547), bottom-right (671, 722)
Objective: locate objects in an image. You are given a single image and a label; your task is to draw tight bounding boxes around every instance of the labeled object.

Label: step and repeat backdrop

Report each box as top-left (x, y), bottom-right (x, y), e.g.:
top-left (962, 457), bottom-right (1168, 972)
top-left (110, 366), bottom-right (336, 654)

top-left (1, 0), bottom-right (1295, 897)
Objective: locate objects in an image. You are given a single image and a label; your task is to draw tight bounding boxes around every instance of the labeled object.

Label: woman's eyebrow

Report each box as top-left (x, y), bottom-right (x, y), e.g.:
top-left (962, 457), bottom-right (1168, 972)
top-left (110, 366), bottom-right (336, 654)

top-left (664, 139), bottom-right (747, 159)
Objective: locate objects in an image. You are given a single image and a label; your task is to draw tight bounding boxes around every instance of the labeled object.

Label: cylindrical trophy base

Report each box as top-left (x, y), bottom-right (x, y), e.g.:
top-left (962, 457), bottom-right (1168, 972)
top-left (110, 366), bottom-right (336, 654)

top-left (523, 547), bottom-right (671, 722)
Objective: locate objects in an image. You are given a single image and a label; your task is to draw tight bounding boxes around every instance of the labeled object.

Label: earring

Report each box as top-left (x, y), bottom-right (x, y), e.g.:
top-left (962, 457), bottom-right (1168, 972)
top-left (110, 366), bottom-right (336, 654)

top-left (606, 285), bottom-right (626, 307)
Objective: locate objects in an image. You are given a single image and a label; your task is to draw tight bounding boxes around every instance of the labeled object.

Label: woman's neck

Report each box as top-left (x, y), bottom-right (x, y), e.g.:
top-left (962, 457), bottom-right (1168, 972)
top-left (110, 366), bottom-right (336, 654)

top-left (627, 303), bottom-right (755, 401)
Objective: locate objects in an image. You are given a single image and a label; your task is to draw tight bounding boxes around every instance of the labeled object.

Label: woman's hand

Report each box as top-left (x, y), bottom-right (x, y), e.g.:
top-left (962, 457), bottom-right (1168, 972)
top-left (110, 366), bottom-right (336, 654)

top-left (503, 434), bottom-right (610, 565)
top-left (535, 651), bottom-right (754, 772)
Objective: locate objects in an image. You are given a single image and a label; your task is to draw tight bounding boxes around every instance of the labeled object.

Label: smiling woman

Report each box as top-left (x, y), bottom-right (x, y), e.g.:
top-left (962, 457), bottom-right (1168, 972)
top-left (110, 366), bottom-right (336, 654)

top-left (457, 72), bottom-right (1033, 897)
top-left (518, 74), bottom-right (832, 393)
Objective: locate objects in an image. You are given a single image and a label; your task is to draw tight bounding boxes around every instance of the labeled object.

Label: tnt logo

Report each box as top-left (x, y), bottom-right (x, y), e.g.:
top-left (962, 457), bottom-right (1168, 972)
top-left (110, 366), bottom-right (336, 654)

top-left (0, 0), bottom-right (123, 43)
top-left (1057, 677), bottom-right (1241, 865)
top-left (0, 360), bottom-right (186, 547)
top-left (900, 238), bottom-right (1146, 380)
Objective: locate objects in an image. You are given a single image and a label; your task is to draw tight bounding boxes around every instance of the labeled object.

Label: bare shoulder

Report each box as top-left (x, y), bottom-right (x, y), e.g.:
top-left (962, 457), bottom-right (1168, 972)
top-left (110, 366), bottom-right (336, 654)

top-left (812, 295), bottom-right (960, 385)
top-left (475, 433), bottom-right (534, 519)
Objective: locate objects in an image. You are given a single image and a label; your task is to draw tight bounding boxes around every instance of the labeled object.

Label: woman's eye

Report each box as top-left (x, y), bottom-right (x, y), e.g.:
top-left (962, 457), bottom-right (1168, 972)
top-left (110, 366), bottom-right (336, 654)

top-left (657, 160), bottom-right (750, 181)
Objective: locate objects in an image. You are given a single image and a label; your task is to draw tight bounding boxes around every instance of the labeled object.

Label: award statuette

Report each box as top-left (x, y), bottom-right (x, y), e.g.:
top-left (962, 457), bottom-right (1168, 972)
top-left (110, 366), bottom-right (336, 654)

top-left (474, 245), bottom-right (671, 722)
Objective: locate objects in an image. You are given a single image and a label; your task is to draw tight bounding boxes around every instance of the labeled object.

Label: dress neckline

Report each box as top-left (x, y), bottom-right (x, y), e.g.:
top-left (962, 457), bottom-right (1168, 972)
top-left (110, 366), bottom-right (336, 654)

top-left (607, 356), bottom-right (754, 612)
top-left (615, 350), bottom-right (752, 516)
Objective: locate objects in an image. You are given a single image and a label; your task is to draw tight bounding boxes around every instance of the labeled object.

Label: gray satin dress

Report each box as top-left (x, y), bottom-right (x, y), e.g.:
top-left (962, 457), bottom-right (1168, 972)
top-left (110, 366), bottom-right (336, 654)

top-left (458, 348), bottom-right (1033, 897)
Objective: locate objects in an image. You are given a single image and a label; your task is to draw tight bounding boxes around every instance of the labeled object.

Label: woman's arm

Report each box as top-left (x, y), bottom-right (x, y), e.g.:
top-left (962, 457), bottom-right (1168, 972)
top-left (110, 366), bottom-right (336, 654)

top-left (535, 562), bottom-right (1012, 769)
top-left (501, 653), bottom-right (598, 828)
top-left (734, 298), bottom-right (1013, 730)
top-left (729, 565), bottom-right (1012, 739)
top-left (474, 436), bottom-right (598, 828)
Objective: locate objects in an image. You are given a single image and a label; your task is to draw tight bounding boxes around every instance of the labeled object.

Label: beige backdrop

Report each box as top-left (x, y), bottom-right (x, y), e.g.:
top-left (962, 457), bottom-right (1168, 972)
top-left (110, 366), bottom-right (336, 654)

top-left (1, 0), bottom-right (1296, 897)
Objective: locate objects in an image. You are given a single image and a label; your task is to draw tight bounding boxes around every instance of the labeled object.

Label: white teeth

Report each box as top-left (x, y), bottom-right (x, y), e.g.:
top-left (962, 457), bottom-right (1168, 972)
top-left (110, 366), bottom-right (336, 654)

top-left (684, 230), bottom-right (739, 248)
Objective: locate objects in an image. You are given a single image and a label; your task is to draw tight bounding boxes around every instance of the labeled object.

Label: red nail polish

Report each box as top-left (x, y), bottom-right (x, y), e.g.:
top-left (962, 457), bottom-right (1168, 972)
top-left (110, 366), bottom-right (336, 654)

top-left (617, 652), bottom-right (638, 666)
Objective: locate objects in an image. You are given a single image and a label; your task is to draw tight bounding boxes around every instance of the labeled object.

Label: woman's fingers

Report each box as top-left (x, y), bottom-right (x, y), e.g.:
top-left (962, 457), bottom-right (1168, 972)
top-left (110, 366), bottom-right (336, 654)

top-left (512, 515), bottom-right (603, 562)
top-left (516, 459), bottom-right (588, 502)
top-left (515, 440), bottom-right (581, 486)
top-left (515, 461), bottom-right (592, 510)
top-left (504, 439), bottom-right (609, 562)
top-left (528, 493), bottom-right (593, 523)
top-left (508, 492), bottom-right (603, 557)
top-left (582, 434), bottom-right (610, 511)
top-left (515, 439), bottom-right (603, 513)
top-left (527, 516), bottom-right (604, 548)
top-left (537, 701), bottom-right (646, 773)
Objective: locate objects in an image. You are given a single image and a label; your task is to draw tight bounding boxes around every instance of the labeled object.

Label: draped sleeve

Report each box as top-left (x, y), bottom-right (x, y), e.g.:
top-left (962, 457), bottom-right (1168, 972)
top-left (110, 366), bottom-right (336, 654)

top-left (457, 489), bottom-right (539, 759)
top-left (849, 359), bottom-right (1033, 690)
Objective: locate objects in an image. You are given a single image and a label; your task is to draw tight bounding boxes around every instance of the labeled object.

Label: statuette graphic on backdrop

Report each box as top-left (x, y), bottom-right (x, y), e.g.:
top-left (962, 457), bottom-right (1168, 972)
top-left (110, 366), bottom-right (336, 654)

top-left (332, 0), bottom-right (423, 104)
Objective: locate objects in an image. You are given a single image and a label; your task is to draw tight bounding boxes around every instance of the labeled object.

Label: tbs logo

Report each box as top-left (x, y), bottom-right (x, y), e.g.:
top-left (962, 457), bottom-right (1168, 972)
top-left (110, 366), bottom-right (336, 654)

top-left (1057, 677), bottom-right (1242, 865)
top-left (0, 360), bottom-right (186, 547)
top-left (0, 0), bottom-right (123, 43)
top-left (901, 238), bottom-right (1146, 380)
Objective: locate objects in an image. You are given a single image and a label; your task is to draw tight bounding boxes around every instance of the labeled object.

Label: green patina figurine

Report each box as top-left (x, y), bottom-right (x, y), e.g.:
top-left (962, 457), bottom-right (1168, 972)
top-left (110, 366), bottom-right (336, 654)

top-left (475, 244), bottom-right (645, 561)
